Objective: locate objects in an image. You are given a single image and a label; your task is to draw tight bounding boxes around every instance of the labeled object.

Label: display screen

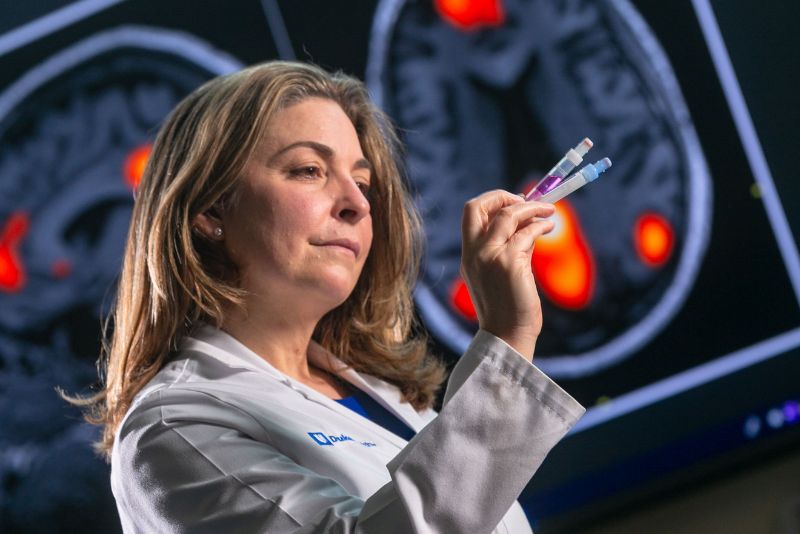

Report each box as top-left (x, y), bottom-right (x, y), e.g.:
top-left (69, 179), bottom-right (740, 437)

top-left (367, 0), bottom-right (800, 530)
top-left (0, 1), bottom-right (797, 532)
top-left (514, 1), bottom-right (800, 530)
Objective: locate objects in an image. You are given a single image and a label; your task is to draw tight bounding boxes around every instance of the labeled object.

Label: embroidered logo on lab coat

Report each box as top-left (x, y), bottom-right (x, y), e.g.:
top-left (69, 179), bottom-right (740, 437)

top-left (308, 432), bottom-right (376, 448)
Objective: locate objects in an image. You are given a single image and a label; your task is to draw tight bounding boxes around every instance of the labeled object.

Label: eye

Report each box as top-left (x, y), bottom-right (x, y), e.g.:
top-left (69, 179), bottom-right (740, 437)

top-left (289, 165), bottom-right (323, 179)
top-left (356, 181), bottom-right (371, 195)
top-left (355, 180), bottom-right (375, 203)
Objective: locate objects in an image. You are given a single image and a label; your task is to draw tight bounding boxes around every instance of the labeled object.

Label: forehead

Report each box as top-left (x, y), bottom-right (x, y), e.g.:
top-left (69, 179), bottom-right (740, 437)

top-left (260, 97), bottom-right (362, 153)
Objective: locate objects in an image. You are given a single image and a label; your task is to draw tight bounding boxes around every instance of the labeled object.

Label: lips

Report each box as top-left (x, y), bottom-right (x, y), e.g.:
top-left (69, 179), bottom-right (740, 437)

top-left (316, 238), bottom-right (361, 258)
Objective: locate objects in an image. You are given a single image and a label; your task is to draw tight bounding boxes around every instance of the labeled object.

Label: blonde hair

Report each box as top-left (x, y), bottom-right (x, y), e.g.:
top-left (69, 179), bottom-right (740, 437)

top-left (69, 61), bottom-right (445, 459)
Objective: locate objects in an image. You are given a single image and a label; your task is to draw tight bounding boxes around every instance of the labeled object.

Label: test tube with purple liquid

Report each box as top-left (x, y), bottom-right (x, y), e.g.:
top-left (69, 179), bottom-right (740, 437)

top-left (525, 138), bottom-right (593, 201)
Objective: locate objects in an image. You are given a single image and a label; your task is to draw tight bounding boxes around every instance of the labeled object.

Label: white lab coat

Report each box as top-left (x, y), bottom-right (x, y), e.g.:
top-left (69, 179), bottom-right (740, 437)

top-left (111, 325), bottom-right (584, 533)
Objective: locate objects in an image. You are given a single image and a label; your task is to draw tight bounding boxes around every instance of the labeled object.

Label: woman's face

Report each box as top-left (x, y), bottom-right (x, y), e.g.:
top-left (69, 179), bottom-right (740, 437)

top-left (221, 97), bottom-right (373, 315)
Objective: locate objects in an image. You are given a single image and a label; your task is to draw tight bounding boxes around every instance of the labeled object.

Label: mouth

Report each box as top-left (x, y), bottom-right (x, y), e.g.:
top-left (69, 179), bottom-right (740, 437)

top-left (315, 239), bottom-right (361, 258)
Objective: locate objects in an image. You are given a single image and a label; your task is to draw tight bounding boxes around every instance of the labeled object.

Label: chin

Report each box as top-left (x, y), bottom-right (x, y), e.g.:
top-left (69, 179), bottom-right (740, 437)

top-left (313, 277), bottom-right (359, 309)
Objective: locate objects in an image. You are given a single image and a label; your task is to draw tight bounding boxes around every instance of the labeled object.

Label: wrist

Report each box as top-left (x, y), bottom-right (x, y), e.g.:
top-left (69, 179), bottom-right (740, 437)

top-left (480, 326), bottom-right (538, 361)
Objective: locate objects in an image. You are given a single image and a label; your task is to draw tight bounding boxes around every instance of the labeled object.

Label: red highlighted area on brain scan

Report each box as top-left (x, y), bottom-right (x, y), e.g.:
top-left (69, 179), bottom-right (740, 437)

top-left (0, 212), bottom-right (29, 292)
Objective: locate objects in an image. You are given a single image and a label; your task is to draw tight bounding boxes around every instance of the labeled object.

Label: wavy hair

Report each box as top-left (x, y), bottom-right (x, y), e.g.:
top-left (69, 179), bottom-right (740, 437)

top-left (67, 61), bottom-right (445, 459)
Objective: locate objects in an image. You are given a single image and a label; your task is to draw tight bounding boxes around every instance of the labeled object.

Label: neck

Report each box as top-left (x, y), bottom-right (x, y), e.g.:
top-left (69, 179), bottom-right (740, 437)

top-left (221, 295), bottom-right (321, 382)
top-left (219, 293), bottom-right (354, 403)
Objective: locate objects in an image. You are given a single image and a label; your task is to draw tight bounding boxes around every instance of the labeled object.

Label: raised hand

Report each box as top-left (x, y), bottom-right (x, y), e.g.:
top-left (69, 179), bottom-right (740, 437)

top-left (460, 190), bottom-right (555, 360)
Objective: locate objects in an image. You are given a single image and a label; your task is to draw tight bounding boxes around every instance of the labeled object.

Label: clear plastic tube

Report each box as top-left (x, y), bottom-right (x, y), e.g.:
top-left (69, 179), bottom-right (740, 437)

top-left (538, 158), bottom-right (612, 204)
top-left (525, 138), bottom-right (593, 201)
top-left (527, 174), bottom-right (563, 201)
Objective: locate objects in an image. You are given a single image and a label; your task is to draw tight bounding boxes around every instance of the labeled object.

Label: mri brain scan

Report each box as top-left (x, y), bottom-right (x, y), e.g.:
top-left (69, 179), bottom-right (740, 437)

top-left (368, 0), bottom-right (712, 377)
top-left (0, 26), bottom-right (241, 531)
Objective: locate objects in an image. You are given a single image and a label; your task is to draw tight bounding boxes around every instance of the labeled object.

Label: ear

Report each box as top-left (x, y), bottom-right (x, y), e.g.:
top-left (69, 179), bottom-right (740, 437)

top-left (193, 207), bottom-right (224, 240)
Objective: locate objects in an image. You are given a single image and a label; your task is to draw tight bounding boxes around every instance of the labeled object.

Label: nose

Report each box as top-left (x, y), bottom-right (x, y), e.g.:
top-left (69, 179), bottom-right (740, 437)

top-left (332, 174), bottom-right (371, 224)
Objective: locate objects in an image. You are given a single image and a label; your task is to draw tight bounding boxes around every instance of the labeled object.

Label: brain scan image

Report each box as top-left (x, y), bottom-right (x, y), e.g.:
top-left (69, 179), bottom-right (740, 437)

top-left (368, 0), bottom-right (712, 378)
top-left (0, 27), bottom-right (241, 531)
top-left (1, 3), bottom-right (798, 532)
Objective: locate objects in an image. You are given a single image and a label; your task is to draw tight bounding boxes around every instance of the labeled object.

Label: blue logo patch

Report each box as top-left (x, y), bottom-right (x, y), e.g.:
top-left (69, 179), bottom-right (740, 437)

top-left (308, 432), bottom-right (332, 446)
top-left (308, 432), bottom-right (359, 447)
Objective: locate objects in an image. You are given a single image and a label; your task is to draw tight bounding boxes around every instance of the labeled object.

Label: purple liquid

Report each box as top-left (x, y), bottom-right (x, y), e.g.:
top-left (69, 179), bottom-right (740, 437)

top-left (526, 175), bottom-right (563, 201)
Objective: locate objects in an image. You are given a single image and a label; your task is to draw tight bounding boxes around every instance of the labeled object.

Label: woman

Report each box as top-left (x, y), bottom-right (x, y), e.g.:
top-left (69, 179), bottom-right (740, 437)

top-left (76, 61), bottom-right (584, 533)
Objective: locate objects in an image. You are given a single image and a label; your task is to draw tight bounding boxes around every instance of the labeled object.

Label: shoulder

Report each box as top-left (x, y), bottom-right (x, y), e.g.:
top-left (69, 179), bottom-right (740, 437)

top-left (115, 347), bottom-right (280, 457)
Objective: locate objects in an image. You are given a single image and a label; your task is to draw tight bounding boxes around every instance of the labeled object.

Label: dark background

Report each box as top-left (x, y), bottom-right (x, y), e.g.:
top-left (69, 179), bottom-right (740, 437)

top-left (0, 1), bottom-right (798, 532)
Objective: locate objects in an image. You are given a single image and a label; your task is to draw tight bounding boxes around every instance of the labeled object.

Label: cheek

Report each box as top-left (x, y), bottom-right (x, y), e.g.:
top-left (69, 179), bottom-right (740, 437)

top-left (357, 219), bottom-right (374, 270)
top-left (268, 197), bottom-right (325, 253)
top-left (285, 197), bottom-right (326, 232)
top-left (363, 219), bottom-right (374, 251)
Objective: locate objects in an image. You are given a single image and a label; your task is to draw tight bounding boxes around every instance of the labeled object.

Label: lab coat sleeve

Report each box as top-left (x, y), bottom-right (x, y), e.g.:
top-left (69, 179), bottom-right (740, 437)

top-left (386, 330), bottom-right (585, 532)
top-left (113, 330), bottom-right (584, 533)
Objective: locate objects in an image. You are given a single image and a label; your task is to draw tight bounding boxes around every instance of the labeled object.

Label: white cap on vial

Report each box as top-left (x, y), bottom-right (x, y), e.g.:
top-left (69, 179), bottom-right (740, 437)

top-left (574, 138), bottom-right (593, 157)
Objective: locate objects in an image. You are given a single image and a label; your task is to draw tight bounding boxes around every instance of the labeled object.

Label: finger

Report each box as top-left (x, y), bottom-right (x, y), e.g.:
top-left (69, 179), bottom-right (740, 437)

top-left (515, 201), bottom-right (554, 230)
top-left (484, 201), bottom-right (555, 245)
top-left (508, 217), bottom-right (556, 253)
top-left (462, 190), bottom-right (526, 242)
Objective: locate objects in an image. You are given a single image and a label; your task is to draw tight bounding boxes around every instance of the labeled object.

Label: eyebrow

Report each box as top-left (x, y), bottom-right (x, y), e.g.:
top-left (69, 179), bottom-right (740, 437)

top-left (271, 140), bottom-right (372, 174)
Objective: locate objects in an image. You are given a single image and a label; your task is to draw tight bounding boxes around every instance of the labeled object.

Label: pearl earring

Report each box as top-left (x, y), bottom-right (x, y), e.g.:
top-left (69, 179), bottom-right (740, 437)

top-left (213, 227), bottom-right (223, 238)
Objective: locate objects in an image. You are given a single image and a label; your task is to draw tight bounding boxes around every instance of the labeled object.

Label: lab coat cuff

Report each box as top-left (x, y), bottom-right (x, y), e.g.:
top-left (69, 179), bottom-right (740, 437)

top-left (469, 329), bottom-right (586, 426)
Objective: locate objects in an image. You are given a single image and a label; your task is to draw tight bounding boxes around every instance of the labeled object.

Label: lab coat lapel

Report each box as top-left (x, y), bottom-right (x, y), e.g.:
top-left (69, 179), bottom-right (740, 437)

top-left (299, 374), bottom-right (412, 451)
top-left (306, 341), bottom-right (429, 434)
top-left (185, 326), bottom-right (424, 447)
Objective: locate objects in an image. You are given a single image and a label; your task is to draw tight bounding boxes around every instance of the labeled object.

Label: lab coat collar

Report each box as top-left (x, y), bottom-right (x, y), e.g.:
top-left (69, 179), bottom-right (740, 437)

top-left (182, 324), bottom-right (428, 437)
top-left (182, 324), bottom-right (290, 382)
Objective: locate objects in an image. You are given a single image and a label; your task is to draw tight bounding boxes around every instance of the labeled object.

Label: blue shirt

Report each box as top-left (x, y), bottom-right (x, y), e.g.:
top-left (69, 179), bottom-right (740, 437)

top-left (336, 389), bottom-right (416, 441)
